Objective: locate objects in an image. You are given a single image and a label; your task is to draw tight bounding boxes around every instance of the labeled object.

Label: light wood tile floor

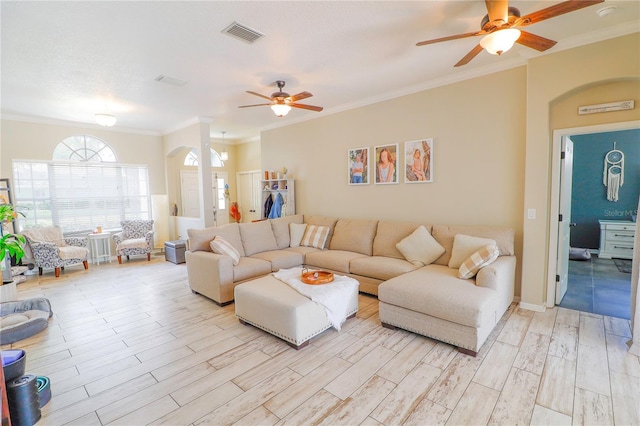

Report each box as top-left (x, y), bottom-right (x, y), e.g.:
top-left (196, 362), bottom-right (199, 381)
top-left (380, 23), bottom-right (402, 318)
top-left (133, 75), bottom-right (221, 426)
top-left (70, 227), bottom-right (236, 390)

top-left (3, 257), bottom-right (639, 425)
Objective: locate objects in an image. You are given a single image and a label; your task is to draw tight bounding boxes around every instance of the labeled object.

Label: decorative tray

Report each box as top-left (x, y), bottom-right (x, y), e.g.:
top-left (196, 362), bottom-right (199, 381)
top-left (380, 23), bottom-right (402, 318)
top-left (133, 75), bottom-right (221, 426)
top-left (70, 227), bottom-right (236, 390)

top-left (301, 270), bottom-right (334, 285)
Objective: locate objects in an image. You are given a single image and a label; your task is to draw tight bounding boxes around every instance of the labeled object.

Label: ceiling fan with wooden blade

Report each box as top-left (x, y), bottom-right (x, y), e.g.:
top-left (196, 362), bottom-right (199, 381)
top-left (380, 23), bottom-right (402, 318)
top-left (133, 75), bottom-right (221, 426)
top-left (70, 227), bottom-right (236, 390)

top-left (238, 80), bottom-right (323, 117)
top-left (417, 0), bottom-right (604, 67)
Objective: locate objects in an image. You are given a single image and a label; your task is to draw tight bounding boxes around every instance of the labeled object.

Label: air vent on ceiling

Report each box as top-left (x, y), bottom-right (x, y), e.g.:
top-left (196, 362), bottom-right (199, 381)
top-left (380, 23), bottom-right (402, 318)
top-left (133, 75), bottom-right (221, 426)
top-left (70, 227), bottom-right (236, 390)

top-left (222, 21), bottom-right (264, 44)
top-left (155, 75), bottom-right (187, 87)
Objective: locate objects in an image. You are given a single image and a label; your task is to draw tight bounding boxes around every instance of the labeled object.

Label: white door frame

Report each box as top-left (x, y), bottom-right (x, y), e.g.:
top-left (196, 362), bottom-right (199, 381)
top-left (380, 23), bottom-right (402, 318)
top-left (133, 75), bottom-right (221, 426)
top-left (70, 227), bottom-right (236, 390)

top-left (212, 171), bottom-right (229, 226)
top-left (546, 120), bottom-right (640, 308)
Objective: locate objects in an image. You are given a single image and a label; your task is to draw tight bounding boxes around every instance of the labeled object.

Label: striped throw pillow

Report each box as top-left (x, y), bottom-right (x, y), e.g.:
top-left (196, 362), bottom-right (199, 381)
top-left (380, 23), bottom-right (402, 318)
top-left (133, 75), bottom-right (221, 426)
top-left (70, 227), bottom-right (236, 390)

top-left (458, 245), bottom-right (499, 279)
top-left (209, 236), bottom-right (241, 266)
top-left (300, 225), bottom-right (330, 249)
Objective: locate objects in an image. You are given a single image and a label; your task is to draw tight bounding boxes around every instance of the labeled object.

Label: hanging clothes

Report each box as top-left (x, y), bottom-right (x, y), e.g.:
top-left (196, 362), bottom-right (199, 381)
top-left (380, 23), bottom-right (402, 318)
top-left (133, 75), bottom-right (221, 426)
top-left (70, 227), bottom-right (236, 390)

top-left (268, 193), bottom-right (284, 219)
top-left (603, 144), bottom-right (624, 202)
top-left (263, 194), bottom-right (274, 219)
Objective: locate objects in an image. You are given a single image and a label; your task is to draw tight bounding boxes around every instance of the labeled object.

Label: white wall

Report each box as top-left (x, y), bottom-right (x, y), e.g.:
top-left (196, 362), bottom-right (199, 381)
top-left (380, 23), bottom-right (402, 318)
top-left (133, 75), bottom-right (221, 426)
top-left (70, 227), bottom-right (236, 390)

top-left (261, 32), bottom-right (640, 305)
top-left (521, 33), bottom-right (640, 309)
top-left (0, 120), bottom-right (165, 193)
top-left (263, 66), bottom-right (527, 295)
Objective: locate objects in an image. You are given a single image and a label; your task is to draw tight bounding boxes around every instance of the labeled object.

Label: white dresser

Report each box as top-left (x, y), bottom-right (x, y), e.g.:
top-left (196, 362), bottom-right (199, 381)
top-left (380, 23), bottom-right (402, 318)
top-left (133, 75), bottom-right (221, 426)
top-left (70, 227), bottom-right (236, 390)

top-left (598, 220), bottom-right (636, 260)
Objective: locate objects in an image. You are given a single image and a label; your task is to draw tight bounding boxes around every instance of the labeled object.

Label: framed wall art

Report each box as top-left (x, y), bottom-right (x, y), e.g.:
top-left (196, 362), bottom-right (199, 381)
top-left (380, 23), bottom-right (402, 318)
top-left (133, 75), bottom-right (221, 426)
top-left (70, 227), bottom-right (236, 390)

top-left (404, 138), bottom-right (433, 183)
top-left (348, 147), bottom-right (370, 185)
top-left (374, 143), bottom-right (398, 184)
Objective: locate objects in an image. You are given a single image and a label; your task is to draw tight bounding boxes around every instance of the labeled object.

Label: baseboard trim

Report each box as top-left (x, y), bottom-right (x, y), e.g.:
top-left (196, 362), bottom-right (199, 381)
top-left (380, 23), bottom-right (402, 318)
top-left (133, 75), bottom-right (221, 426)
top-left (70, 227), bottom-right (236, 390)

top-left (519, 301), bottom-right (546, 313)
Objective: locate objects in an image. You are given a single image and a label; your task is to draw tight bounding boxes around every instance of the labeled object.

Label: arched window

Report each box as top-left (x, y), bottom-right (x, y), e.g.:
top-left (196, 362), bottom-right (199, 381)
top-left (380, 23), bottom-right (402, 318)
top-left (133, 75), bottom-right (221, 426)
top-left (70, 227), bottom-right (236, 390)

top-left (14, 135), bottom-right (150, 233)
top-left (53, 135), bottom-right (117, 162)
top-left (184, 150), bottom-right (198, 166)
top-left (183, 148), bottom-right (225, 167)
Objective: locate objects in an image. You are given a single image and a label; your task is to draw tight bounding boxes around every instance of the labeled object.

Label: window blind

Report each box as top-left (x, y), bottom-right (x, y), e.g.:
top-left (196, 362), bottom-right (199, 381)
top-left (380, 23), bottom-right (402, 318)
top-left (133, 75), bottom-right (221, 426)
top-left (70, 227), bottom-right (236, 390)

top-left (12, 160), bottom-right (151, 233)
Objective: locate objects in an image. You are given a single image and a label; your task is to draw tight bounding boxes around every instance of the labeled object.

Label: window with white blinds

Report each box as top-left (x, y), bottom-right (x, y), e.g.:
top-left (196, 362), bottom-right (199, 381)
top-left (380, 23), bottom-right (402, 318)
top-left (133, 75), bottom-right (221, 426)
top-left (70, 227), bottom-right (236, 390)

top-left (12, 160), bottom-right (151, 233)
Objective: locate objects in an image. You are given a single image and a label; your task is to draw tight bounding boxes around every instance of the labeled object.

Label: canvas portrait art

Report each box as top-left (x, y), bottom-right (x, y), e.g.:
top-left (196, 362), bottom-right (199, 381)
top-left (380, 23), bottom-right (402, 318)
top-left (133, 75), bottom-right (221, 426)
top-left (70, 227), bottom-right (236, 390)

top-left (375, 144), bottom-right (398, 184)
top-left (348, 147), bottom-right (369, 185)
top-left (404, 139), bottom-right (433, 183)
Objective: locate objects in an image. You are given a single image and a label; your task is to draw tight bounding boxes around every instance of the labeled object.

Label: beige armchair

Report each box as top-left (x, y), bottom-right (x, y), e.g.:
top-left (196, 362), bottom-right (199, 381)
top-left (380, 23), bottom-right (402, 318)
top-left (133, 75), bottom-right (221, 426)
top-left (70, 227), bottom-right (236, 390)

top-left (22, 227), bottom-right (89, 277)
top-left (112, 220), bottom-right (154, 263)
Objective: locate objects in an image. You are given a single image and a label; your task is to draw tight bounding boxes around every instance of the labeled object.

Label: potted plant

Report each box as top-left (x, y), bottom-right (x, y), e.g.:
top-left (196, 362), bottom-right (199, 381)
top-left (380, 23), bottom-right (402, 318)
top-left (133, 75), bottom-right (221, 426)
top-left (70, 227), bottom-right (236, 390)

top-left (1, 204), bottom-right (26, 283)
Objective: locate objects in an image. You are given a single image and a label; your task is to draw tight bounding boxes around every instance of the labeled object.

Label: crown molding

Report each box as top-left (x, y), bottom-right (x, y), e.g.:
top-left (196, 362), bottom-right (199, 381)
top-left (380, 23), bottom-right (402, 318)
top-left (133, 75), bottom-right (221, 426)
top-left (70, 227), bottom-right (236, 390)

top-left (161, 116), bottom-right (215, 136)
top-left (552, 20), bottom-right (640, 54)
top-left (0, 113), bottom-right (162, 136)
top-left (260, 25), bottom-right (640, 134)
top-left (259, 57), bottom-right (528, 133)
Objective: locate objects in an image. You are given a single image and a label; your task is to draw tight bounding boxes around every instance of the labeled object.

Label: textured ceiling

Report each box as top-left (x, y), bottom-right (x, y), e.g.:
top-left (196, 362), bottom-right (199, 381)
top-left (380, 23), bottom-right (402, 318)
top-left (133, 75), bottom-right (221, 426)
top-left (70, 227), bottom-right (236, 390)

top-left (2, 1), bottom-right (638, 143)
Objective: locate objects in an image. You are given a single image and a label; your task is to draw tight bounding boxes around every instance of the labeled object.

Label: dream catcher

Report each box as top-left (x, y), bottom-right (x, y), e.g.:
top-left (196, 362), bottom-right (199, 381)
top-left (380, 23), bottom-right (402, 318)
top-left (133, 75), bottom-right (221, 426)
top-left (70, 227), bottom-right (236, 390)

top-left (603, 142), bottom-right (624, 202)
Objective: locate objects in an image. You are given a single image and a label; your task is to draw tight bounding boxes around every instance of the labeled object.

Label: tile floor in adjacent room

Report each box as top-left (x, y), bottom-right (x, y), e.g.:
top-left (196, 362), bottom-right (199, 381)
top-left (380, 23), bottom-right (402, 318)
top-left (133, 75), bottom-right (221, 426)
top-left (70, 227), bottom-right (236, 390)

top-left (2, 256), bottom-right (639, 425)
top-left (560, 255), bottom-right (632, 320)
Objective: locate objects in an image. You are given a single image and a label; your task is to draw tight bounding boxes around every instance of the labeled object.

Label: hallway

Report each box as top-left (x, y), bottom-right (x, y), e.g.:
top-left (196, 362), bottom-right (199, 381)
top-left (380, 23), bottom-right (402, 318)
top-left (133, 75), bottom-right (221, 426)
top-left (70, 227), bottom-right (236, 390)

top-left (560, 255), bottom-right (632, 320)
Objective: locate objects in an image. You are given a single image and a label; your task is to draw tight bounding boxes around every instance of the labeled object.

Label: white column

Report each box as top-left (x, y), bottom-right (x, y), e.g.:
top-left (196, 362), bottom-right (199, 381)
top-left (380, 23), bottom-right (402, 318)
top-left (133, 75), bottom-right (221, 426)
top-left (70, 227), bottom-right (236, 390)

top-left (198, 120), bottom-right (215, 227)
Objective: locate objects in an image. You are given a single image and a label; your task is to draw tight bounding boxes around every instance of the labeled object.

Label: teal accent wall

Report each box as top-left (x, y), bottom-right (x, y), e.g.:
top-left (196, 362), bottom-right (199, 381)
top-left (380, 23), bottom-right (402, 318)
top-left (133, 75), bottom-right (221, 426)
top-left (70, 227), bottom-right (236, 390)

top-left (570, 129), bottom-right (639, 249)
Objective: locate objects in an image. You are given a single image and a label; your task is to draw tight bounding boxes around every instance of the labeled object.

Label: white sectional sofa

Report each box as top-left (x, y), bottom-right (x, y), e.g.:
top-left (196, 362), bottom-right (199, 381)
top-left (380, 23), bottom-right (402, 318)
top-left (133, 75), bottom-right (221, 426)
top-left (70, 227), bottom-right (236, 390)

top-left (185, 214), bottom-right (516, 355)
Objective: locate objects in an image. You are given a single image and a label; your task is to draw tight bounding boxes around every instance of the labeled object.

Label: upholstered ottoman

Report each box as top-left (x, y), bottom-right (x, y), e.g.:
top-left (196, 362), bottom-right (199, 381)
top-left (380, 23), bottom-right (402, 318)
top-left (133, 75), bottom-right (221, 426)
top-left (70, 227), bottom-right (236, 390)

top-left (234, 273), bottom-right (358, 349)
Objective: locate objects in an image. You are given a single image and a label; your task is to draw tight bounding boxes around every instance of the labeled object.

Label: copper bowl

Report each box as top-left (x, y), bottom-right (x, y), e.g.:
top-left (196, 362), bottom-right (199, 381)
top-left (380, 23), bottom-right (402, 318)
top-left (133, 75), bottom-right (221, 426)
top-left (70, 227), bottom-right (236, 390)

top-left (301, 270), bottom-right (334, 285)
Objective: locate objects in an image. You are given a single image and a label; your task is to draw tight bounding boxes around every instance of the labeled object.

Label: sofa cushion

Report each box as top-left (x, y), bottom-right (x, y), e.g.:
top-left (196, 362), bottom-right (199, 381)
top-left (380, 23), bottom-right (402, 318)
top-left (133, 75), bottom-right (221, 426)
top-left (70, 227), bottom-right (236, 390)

top-left (187, 223), bottom-right (245, 256)
top-left (431, 225), bottom-right (514, 266)
top-left (373, 221), bottom-right (429, 259)
top-left (349, 256), bottom-right (419, 281)
top-left (304, 216), bottom-right (339, 249)
top-left (289, 223), bottom-right (307, 248)
top-left (328, 219), bottom-right (378, 256)
top-left (395, 225), bottom-right (444, 267)
top-left (58, 245), bottom-right (89, 260)
top-left (210, 236), bottom-right (241, 266)
top-left (23, 227), bottom-right (66, 247)
top-left (379, 265), bottom-right (498, 328)
top-left (250, 250), bottom-right (304, 272)
top-left (233, 257), bottom-right (272, 282)
top-left (270, 214), bottom-right (304, 249)
top-left (239, 220), bottom-right (278, 256)
top-left (284, 246), bottom-right (321, 257)
top-left (305, 250), bottom-right (368, 274)
top-left (301, 225), bottom-right (330, 249)
top-left (459, 245), bottom-right (500, 279)
top-left (448, 234), bottom-right (497, 269)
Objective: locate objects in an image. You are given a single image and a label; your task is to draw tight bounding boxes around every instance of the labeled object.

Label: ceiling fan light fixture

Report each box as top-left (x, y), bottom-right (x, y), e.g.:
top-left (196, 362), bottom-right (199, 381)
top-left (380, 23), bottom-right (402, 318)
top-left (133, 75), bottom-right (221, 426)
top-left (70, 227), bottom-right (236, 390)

top-left (94, 113), bottom-right (117, 127)
top-left (480, 28), bottom-right (521, 55)
top-left (271, 103), bottom-right (292, 117)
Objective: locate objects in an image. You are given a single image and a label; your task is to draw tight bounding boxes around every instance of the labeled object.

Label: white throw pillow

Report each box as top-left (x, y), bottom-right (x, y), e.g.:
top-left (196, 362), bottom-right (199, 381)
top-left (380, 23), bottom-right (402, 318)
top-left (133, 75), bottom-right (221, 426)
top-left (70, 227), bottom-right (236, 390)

top-left (300, 225), bottom-right (330, 249)
top-left (395, 225), bottom-right (445, 267)
top-left (289, 223), bottom-right (307, 248)
top-left (458, 245), bottom-right (500, 279)
top-left (448, 234), bottom-right (497, 269)
top-left (209, 236), bottom-right (240, 266)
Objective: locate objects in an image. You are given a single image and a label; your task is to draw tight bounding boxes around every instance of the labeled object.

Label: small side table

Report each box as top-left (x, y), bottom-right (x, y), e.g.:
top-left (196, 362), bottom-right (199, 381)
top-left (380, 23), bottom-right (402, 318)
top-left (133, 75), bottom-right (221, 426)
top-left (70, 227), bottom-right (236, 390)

top-left (88, 232), bottom-right (112, 265)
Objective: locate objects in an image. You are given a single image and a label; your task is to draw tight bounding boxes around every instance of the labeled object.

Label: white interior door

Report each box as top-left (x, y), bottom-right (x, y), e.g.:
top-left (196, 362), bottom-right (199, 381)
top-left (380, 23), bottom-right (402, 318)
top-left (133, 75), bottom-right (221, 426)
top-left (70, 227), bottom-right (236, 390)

top-left (180, 171), bottom-right (200, 218)
top-left (237, 171), bottom-right (261, 223)
top-left (181, 171), bottom-right (228, 224)
top-left (556, 137), bottom-right (574, 304)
